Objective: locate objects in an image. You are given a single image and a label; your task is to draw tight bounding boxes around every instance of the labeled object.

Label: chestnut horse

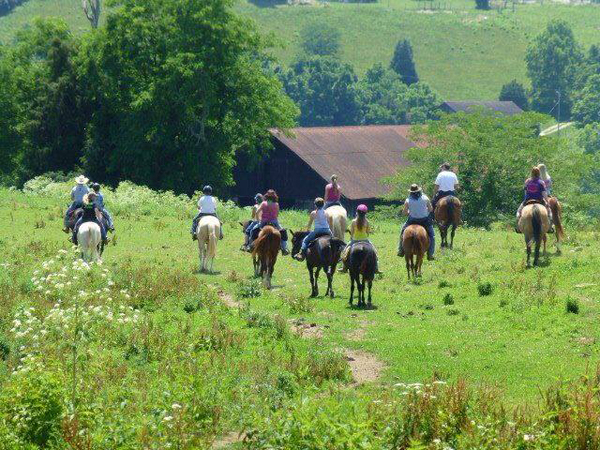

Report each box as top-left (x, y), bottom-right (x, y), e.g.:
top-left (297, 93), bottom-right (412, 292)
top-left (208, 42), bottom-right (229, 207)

top-left (518, 202), bottom-right (549, 267)
top-left (547, 197), bottom-right (565, 254)
top-left (252, 226), bottom-right (281, 289)
top-left (434, 196), bottom-right (462, 249)
top-left (402, 225), bottom-right (429, 280)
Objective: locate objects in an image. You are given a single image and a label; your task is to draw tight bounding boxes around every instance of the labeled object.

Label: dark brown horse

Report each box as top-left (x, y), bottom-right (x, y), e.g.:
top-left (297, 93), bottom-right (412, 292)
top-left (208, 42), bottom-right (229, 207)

top-left (434, 196), bottom-right (461, 249)
top-left (547, 197), bottom-right (565, 254)
top-left (347, 241), bottom-right (377, 308)
top-left (290, 231), bottom-right (346, 298)
top-left (252, 226), bottom-right (281, 289)
top-left (402, 225), bottom-right (429, 280)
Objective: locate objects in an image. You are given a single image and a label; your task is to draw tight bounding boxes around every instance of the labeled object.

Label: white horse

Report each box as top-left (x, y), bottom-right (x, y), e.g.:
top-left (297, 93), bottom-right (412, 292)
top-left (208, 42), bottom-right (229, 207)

top-left (326, 205), bottom-right (347, 240)
top-left (77, 222), bottom-right (102, 263)
top-left (196, 215), bottom-right (220, 273)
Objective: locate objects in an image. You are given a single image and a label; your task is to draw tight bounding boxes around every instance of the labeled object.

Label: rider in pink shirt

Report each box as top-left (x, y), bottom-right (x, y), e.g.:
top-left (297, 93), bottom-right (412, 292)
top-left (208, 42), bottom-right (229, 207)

top-left (246, 189), bottom-right (289, 255)
top-left (324, 174), bottom-right (342, 209)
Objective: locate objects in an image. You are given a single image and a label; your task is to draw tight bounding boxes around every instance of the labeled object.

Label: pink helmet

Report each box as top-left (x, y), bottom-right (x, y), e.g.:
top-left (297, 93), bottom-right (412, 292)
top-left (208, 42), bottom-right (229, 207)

top-left (356, 204), bottom-right (368, 213)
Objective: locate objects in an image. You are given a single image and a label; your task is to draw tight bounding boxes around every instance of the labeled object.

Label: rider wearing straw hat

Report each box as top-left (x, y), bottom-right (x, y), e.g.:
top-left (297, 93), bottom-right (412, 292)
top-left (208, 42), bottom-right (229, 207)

top-left (63, 175), bottom-right (90, 232)
top-left (72, 192), bottom-right (108, 246)
top-left (398, 184), bottom-right (435, 261)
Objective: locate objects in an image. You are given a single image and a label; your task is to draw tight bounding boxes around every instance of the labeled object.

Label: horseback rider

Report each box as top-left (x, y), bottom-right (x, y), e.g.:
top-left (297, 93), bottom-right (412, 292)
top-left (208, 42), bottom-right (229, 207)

top-left (63, 175), bottom-right (90, 232)
top-left (339, 204), bottom-right (381, 274)
top-left (538, 163), bottom-right (552, 196)
top-left (398, 184), bottom-right (435, 261)
top-left (248, 189), bottom-right (289, 255)
top-left (432, 163), bottom-right (459, 210)
top-left (516, 166), bottom-right (553, 233)
top-left (293, 197), bottom-right (332, 261)
top-left (191, 186), bottom-right (223, 241)
top-left (91, 183), bottom-right (115, 232)
top-left (242, 193), bottom-right (264, 251)
top-left (72, 192), bottom-right (108, 246)
top-left (324, 175), bottom-right (342, 209)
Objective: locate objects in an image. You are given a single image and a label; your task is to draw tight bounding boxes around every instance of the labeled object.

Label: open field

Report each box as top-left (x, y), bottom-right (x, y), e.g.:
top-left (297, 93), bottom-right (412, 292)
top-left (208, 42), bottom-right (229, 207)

top-left (3, 0), bottom-right (600, 100)
top-left (3, 187), bottom-right (600, 401)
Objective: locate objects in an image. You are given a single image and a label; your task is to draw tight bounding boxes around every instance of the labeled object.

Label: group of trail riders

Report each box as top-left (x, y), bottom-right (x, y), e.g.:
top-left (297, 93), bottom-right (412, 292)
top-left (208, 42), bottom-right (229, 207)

top-left (65, 161), bottom-right (556, 261)
top-left (62, 175), bottom-right (114, 246)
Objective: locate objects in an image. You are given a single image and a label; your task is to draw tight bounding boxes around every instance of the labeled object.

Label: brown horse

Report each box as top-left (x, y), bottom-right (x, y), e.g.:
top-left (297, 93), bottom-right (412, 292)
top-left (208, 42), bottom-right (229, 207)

top-left (347, 241), bottom-right (377, 308)
top-left (290, 231), bottom-right (346, 298)
top-left (518, 202), bottom-right (549, 267)
top-left (402, 225), bottom-right (429, 280)
top-left (547, 197), bottom-right (565, 254)
top-left (252, 226), bottom-right (281, 289)
top-left (434, 196), bottom-right (462, 249)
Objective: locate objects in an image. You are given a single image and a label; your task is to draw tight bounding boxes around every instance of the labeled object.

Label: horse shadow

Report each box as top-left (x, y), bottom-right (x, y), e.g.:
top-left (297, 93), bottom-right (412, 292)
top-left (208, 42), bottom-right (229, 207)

top-left (346, 304), bottom-right (378, 311)
top-left (193, 269), bottom-right (222, 276)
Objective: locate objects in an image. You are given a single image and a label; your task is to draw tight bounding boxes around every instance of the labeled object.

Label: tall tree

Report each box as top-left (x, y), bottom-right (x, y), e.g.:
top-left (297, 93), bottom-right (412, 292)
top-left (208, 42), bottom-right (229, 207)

top-left (499, 79), bottom-right (529, 111)
top-left (79, 0), bottom-right (297, 193)
top-left (356, 64), bottom-right (408, 125)
top-left (82, 0), bottom-right (101, 29)
top-left (390, 39), bottom-right (418, 85)
top-left (0, 53), bottom-right (21, 179)
top-left (572, 74), bottom-right (600, 126)
top-left (526, 20), bottom-right (582, 119)
top-left (281, 55), bottom-right (359, 126)
top-left (300, 23), bottom-right (341, 58)
top-left (405, 82), bottom-right (441, 123)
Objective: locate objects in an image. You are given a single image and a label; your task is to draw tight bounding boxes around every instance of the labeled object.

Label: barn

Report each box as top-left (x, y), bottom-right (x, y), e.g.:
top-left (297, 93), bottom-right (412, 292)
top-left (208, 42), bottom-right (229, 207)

top-left (232, 125), bottom-right (419, 209)
top-left (440, 101), bottom-right (523, 116)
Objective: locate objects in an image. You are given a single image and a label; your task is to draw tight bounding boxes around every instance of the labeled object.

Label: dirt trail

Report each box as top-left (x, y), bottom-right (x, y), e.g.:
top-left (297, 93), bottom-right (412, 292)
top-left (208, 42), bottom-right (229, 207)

top-left (217, 290), bottom-right (240, 309)
top-left (344, 349), bottom-right (385, 384)
top-left (212, 431), bottom-right (245, 449)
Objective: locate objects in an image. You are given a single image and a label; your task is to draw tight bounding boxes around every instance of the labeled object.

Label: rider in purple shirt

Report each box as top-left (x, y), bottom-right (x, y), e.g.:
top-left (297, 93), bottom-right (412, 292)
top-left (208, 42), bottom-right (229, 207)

top-left (516, 166), bottom-right (553, 232)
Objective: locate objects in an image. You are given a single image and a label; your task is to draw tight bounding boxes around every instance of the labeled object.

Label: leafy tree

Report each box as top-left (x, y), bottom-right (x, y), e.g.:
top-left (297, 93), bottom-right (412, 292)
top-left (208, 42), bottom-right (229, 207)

top-left (386, 112), bottom-right (589, 226)
top-left (475, 0), bottom-right (489, 9)
top-left (300, 23), bottom-right (341, 58)
top-left (281, 55), bottom-right (359, 126)
top-left (0, 53), bottom-right (20, 179)
top-left (82, 0), bottom-right (101, 29)
top-left (572, 74), bottom-right (600, 126)
top-left (499, 79), bottom-right (529, 111)
top-left (405, 82), bottom-right (440, 123)
top-left (526, 20), bottom-right (582, 119)
top-left (577, 123), bottom-right (600, 154)
top-left (390, 39), bottom-right (418, 85)
top-left (79, 0), bottom-right (297, 193)
top-left (356, 64), bottom-right (408, 125)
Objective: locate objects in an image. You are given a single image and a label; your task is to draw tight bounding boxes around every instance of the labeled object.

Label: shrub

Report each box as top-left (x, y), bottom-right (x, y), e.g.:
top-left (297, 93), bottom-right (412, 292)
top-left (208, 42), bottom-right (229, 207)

top-left (447, 309), bottom-right (460, 316)
top-left (300, 22), bottom-right (341, 57)
top-left (442, 293), bottom-right (455, 306)
top-left (477, 282), bottom-right (493, 296)
top-left (438, 280), bottom-right (452, 289)
top-left (283, 293), bottom-right (314, 314)
top-left (304, 349), bottom-right (351, 384)
top-left (237, 279), bottom-right (262, 299)
top-left (566, 297), bottom-right (580, 314)
top-left (0, 371), bottom-right (64, 447)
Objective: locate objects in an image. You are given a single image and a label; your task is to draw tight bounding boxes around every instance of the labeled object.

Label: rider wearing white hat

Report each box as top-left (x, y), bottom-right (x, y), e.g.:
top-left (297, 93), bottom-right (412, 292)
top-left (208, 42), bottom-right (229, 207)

top-left (63, 175), bottom-right (90, 233)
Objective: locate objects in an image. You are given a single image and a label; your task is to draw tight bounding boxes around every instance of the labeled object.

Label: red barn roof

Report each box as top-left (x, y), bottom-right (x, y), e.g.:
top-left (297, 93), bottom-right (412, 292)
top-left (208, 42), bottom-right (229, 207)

top-left (270, 125), bottom-right (419, 200)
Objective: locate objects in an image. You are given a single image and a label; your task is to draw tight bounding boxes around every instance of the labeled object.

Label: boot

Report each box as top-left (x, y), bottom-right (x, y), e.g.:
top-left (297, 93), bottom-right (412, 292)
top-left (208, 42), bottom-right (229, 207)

top-left (427, 254), bottom-right (435, 261)
top-left (192, 233), bottom-right (197, 241)
top-left (62, 227), bottom-right (70, 234)
top-left (397, 249), bottom-right (404, 257)
top-left (293, 251), bottom-right (305, 261)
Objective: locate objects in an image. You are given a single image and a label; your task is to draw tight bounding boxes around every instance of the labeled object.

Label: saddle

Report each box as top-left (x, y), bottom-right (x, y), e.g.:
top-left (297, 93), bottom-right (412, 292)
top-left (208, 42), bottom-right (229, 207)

top-left (306, 231), bottom-right (332, 249)
top-left (251, 223), bottom-right (288, 241)
top-left (524, 199), bottom-right (546, 207)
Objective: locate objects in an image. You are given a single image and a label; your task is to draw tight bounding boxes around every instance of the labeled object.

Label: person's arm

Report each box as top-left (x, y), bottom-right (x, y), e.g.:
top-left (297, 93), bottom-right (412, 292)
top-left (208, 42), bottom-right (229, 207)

top-left (402, 200), bottom-right (409, 216)
top-left (197, 196), bottom-right (203, 211)
top-left (255, 203), bottom-right (264, 221)
top-left (366, 220), bottom-right (373, 235)
top-left (324, 185), bottom-right (330, 201)
top-left (433, 184), bottom-right (439, 195)
top-left (212, 197), bottom-right (217, 212)
top-left (427, 199), bottom-right (433, 213)
top-left (306, 211), bottom-right (315, 230)
top-left (71, 188), bottom-right (75, 201)
top-left (337, 184), bottom-right (342, 196)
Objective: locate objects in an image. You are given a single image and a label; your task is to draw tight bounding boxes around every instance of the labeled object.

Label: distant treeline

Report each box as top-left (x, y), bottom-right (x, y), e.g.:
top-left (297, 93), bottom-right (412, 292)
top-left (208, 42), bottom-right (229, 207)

top-left (0, 0), bottom-right (27, 17)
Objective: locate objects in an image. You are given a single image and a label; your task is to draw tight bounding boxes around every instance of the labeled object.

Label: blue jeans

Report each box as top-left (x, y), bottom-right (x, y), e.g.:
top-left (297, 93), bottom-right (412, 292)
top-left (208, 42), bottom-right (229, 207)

top-left (301, 228), bottom-right (332, 253)
top-left (101, 208), bottom-right (114, 229)
top-left (250, 220), bottom-right (287, 251)
top-left (432, 190), bottom-right (456, 208)
top-left (73, 219), bottom-right (107, 244)
top-left (401, 217), bottom-right (435, 256)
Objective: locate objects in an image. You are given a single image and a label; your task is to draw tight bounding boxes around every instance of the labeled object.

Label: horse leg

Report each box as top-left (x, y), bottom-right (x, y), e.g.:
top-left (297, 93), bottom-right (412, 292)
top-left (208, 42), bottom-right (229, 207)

top-left (359, 275), bottom-right (365, 308)
top-left (405, 255), bottom-right (411, 280)
top-left (543, 234), bottom-right (547, 256)
top-left (314, 267), bottom-right (321, 298)
top-left (534, 238), bottom-right (541, 267)
top-left (309, 267), bottom-right (316, 297)
top-left (349, 274), bottom-right (355, 306)
top-left (440, 226), bottom-right (446, 248)
top-left (367, 279), bottom-right (372, 307)
top-left (327, 266), bottom-right (335, 299)
top-left (450, 224), bottom-right (456, 249)
top-left (525, 239), bottom-right (531, 268)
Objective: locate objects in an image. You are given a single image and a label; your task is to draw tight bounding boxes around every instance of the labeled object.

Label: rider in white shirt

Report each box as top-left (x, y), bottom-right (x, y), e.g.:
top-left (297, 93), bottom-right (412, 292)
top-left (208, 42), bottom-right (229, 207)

top-left (432, 163), bottom-right (459, 209)
top-left (191, 186), bottom-right (223, 241)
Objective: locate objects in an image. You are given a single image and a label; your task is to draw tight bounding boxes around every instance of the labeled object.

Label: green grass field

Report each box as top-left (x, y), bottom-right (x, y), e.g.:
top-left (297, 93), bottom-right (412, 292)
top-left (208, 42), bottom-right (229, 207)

top-left (2, 183), bottom-right (600, 446)
top-left (2, 0), bottom-right (600, 100)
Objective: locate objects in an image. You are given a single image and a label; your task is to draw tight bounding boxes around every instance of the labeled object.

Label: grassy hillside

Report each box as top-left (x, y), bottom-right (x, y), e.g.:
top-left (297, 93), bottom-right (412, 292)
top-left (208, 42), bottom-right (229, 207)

top-left (2, 181), bottom-right (600, 446)
top-left (3, 0), bottom-right (599, 100)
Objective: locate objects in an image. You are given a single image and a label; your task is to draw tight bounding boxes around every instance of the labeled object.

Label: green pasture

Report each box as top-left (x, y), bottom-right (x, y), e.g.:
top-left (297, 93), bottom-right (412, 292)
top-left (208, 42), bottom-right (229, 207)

top-left (3, 187), bottom-right (599, 405)
top-left (3, 0), bottom-right (600, 100)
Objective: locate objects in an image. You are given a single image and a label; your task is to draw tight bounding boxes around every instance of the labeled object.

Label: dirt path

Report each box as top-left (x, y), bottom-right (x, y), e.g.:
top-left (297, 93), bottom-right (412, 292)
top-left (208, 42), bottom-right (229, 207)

top-left (344, 349), bottom-right (385, 384)
top-left (211, 431), bottom-right (244, 449)
top-left (217, 289), bottom-right (240, 309)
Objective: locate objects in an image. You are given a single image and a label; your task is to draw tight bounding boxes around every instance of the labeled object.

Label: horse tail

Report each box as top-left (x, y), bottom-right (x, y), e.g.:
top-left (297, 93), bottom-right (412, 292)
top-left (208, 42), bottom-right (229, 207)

top-left (532, 205), bottom-right (542, 245)
top-left (446, 198), bottom-right (454, 227)
top-left (550, 199), bottom-right (565, 240)
top-left (207, 223), bottom-right (218, 259)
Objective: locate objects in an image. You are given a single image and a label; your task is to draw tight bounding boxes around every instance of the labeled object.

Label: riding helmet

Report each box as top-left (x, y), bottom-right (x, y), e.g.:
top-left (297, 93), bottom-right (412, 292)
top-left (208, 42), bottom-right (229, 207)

top-left (203, 185), bottom-right (213, 195)
top-left (92, 183), bottom-right (100, 191)
top-left (356, 204), bottom-right (368, 213)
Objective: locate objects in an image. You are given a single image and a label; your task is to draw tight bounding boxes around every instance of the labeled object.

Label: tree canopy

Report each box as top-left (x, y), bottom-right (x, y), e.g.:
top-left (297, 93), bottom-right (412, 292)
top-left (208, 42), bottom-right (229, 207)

top-left (390, 39), bottom-right (419, 85)
top-left (499, 79), bottom-right (529, 111)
